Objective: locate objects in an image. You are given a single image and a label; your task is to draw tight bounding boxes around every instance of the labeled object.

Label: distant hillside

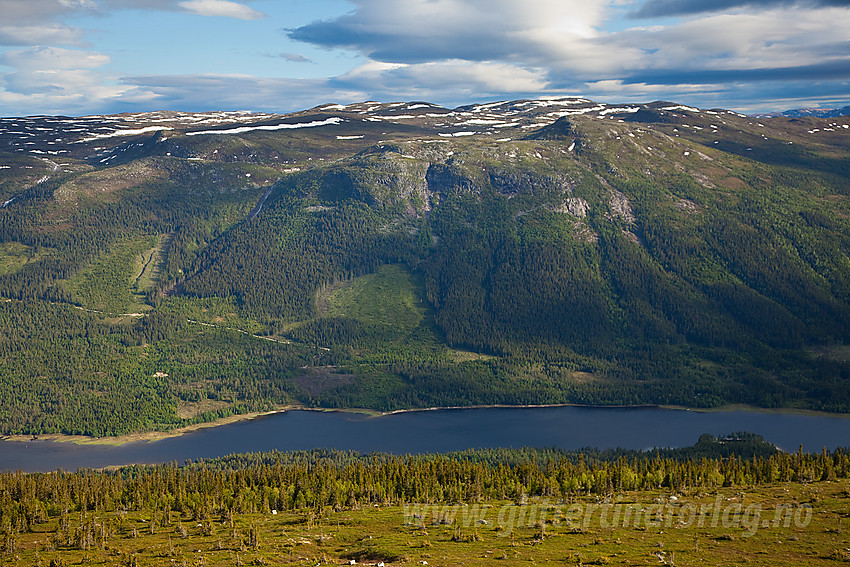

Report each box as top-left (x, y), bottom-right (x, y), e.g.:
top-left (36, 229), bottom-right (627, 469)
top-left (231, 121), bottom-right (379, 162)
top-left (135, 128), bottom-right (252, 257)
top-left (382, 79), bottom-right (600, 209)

top-left (1, 97), bottom-right (849, 436)
top-left (753, 105), bottom-right (850, 118)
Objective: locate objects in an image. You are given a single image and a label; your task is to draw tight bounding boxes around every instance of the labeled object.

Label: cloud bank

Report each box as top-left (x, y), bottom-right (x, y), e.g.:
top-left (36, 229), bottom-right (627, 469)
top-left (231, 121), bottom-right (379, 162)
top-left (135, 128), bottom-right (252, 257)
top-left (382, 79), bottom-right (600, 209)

top-left (631, 0), bottom-right (850, 18)
top-left (286, 0), bottom-right (850, 111)
top-left (0, 0), bottom-right (848, 115)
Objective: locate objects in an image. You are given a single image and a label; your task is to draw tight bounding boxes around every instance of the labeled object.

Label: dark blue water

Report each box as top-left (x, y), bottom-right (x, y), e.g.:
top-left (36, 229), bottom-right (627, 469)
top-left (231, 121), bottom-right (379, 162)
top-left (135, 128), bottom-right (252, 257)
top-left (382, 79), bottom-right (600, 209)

top-left (2, 406), bottom-right (849, 472)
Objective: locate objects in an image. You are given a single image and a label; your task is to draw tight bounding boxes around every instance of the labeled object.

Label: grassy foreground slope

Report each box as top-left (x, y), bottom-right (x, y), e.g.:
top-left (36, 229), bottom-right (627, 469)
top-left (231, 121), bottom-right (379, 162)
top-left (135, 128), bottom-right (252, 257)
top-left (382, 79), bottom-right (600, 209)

top-left (2, 438), bottom-right (850, 566)
top-left (0, 100), bottom-right (849, 435)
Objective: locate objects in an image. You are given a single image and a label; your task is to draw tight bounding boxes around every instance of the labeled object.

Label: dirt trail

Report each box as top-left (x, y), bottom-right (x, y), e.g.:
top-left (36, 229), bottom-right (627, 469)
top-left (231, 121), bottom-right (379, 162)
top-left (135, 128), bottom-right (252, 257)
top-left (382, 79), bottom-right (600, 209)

top-left (248, 186), bottom-right (276, 219)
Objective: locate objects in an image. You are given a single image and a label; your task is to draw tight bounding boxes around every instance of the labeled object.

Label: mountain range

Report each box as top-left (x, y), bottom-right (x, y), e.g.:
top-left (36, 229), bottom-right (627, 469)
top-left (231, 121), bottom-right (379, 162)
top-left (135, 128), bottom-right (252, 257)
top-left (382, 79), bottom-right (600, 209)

top-left (753, 106), bottom-right (850, 119)
top-left (1, 97), bottom-right (849, 436)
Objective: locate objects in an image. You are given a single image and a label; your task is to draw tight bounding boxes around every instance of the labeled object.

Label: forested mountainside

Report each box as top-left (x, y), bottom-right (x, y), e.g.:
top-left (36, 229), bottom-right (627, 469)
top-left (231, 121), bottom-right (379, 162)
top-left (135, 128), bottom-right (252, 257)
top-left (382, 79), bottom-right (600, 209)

top-left (1, 98), bottom-right (849, 435)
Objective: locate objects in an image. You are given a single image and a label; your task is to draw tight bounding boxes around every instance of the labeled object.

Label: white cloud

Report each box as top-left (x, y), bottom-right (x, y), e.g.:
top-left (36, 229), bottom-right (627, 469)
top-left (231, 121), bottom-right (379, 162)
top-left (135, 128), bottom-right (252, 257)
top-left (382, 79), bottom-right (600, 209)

top-left (290, 0), bottom-right (614, 64)
top-left (0, 0), bottom-right (266, 28)
top-left (0, 0), bottom-right (87, 25)
top-left (177, 0), bottom-right (266, 19)
top-left (337, 60), bottom-right (550, 98)
top-left (0, 47), bottom-right (132, 114)
top-left (118, 74), bottom-right (350, 112)
top-left (585, 79), bottom-right (712, 94)
top-left (612, 7), bottom-right (850, 73)
top-left (59, 0), bottom-right (97, 8)
top-left (0, 0), bottom-right (93, 46)
top-left (0, 47), bottom-right (109, 70)
top-left (287, 0), bottom-right (635, 95)
top-left (582, 79), bottom-right (726, 104)
top-left (0, 66), bottom-right (130, 113)
top-left (0, 24), bottom-right (84, 46)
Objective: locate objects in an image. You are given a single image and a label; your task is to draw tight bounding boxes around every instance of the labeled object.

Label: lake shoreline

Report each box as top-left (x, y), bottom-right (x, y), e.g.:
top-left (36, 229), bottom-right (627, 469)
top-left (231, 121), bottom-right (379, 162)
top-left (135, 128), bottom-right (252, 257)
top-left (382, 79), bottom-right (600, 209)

top-left (2, 402), bottom-right (848, 447)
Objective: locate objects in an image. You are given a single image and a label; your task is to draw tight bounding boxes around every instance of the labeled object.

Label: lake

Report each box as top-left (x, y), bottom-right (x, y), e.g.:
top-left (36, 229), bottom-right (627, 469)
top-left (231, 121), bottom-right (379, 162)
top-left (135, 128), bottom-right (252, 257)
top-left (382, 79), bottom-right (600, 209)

top-left (2, 405), bottom-right (850, 472)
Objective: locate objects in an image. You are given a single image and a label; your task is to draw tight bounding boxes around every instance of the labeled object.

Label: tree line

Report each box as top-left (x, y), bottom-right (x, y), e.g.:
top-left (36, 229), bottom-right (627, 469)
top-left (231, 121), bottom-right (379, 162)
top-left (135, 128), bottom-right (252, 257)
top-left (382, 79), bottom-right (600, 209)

top-left (1, 439), bottom-right (847, 537)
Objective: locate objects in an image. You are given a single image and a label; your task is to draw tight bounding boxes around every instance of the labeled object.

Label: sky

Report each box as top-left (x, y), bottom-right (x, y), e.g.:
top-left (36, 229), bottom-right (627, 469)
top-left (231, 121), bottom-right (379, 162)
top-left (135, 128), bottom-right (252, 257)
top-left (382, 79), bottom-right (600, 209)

top-left (0, 0), bottom-right (848, 117)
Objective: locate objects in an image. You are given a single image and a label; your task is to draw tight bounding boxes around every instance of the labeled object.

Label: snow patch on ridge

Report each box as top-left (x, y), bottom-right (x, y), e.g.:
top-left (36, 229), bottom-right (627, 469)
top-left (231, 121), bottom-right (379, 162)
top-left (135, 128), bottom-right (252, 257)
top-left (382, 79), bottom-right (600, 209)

top-left (662, 105), bottom-right (700, 112)
top-left (186, 117), bottom-right (343, 136)
top-left (79, 126), bottom-right (173, 142)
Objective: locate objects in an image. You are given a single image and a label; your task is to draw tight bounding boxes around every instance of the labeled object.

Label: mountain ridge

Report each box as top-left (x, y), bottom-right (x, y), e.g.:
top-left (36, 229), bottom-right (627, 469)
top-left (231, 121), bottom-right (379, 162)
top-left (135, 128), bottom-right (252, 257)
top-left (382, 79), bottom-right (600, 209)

top-left (752, 106), bottom-right (850, 119)
top-left (1, 97), bottom-right (849, 436)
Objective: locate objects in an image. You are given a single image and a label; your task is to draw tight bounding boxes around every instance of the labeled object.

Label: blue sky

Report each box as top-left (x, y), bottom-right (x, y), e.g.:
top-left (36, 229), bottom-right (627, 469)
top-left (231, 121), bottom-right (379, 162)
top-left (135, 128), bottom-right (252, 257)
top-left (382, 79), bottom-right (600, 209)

top-left (0, 0), bottom-right (848, 116)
